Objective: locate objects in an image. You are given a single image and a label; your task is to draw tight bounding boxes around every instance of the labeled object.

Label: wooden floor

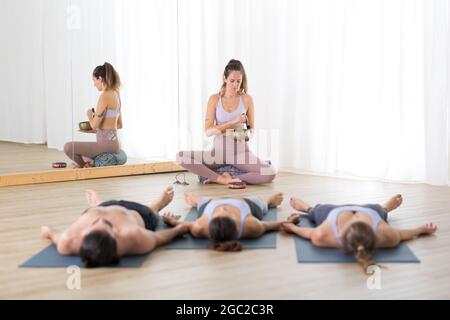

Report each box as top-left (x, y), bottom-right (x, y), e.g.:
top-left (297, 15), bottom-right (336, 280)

top-left (0, 172), bottom-right (449, 299)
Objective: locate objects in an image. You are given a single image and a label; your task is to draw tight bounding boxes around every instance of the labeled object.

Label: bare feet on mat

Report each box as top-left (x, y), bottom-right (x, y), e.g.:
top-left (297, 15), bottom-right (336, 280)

top-left (383, 194), bottom-right (403, 212)
top-left (267, 192), bottom-right (284, 208)
top-left (289, 197), bottom-right (312, 212)
top-left (150, 186), bottom-right (175, 213)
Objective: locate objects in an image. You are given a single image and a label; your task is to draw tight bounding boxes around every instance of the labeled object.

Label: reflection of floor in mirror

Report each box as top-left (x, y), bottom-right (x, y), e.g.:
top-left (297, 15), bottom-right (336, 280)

top-left (0, 141), bottom-right (167, 174)
top-left (0, 141), bottom-right (70, 174)
top-left (0, 172), bottom-right (448, 299)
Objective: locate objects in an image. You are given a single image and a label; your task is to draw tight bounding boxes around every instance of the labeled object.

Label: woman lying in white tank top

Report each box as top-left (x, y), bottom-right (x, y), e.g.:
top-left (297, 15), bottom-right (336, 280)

top-left (281, 194), bottom-right (438, 273)
top-left (163, 192), bottom-right (299, 251)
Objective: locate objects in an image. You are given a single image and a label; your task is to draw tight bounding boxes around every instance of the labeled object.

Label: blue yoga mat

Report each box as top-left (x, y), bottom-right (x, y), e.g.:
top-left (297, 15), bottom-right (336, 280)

top-left (20, 216), bottom-right (176, 268)
top-left (294, 217), bottom-right (420, 263)
top-left (166, 207), bottom-right (278, 249)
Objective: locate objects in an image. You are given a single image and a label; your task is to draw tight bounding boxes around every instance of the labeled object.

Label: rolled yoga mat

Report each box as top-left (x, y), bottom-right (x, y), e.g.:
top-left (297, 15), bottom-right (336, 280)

top-left (165, 207), bottom-right (278, 249)
top-left (20, 216), bottom-right (177, 268)
top-left (294, 217), bottom-right (420, 263)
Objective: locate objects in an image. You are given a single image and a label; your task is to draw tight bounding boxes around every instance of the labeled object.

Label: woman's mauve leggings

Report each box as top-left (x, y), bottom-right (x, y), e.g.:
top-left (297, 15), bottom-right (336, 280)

top-left (177, 135), bottom-right (276, 184)
top-left (64, 129), bottom-right (120, 167)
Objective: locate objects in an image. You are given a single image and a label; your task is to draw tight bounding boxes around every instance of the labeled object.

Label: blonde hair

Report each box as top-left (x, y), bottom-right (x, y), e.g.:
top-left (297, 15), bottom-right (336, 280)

top-left (220, 59), bottom-right (248, 97)
top-left (341, 222), bottom-right (378, 274)
top-left (93, 62), bottom-right (121, 91)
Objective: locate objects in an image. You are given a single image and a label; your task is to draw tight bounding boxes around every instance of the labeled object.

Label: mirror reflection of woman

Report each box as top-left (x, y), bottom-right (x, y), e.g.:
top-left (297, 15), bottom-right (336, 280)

top-left (64, 62), bottom-right (123, 168)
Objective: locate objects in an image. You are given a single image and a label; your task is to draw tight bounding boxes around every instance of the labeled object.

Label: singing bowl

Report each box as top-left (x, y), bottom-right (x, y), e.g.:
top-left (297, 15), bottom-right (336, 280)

top-left (79, 121), bottom-right (93, 131)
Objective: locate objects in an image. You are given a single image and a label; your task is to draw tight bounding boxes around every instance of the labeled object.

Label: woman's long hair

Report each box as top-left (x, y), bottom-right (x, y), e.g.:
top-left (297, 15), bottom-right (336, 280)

top-left (341, 221), bottom-right (377, 274)
top-left (208, 216), bottom-right (242, 252)
top-left (93, 62), bottom-right (121, 91)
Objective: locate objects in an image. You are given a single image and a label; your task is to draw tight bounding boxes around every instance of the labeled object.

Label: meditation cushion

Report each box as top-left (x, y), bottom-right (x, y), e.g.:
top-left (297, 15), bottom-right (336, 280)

top-left (94, 149), bottom-right (127, 167)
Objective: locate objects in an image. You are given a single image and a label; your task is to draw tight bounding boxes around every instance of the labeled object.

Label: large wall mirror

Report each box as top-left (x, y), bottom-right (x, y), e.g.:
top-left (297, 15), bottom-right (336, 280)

top-left (0, 0), bottom-right (183, 186)
top-left (0, 0), bottom-right (286, 187)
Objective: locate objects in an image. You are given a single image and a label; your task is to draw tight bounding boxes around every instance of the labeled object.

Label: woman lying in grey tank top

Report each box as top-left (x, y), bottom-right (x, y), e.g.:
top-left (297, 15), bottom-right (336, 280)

top-left (281, 194), bottom-right (438, 273)
top-left (163, 192), bottom-right (298, 251)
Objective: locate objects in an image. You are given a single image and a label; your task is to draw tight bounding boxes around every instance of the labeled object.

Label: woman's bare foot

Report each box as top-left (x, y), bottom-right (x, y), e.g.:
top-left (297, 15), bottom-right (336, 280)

top-left (289, 197), bottom-right (312, 212)
top-left (85, 189), bottom-right (101, 207)
top-left (82, 156), bottom-right (94, 168)
top-left (163, 212), bottom-right (179, 226)
top-left (184, 192), bottom-right (199, 207)
top-left (149, 186), bottom-right (175, 213)
top-left (267, 192), bottom-right (284, 208)
top-left (383, 194), bottom-right (403, 212)
top-left (216, 172), bottom-right (242, 185)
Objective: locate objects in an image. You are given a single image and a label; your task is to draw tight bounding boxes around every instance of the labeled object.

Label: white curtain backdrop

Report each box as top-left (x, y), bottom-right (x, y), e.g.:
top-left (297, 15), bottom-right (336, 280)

top-left (112, 0), bottom-right (178, 160)
top-left (0, 0), bottom-right (448, 185)
top-left (0, 0), bottom-right (47, 144)
top-left (423, 0), bottom-right (450, 185)
top-left (177, 0), bottom-right (450, 186)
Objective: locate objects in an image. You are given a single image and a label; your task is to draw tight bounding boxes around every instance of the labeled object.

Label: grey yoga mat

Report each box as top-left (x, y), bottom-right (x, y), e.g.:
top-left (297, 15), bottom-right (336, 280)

top-left (294, 217), bottom-right (420, 263)
top-left (20, 216), bottom-right (176, 268)
top-left (165, 207), bottom-right (278, 249)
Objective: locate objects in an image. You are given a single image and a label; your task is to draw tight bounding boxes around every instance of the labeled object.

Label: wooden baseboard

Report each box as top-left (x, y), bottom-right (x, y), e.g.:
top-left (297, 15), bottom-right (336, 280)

top-left (0, 162), bottom-right (185, 187)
